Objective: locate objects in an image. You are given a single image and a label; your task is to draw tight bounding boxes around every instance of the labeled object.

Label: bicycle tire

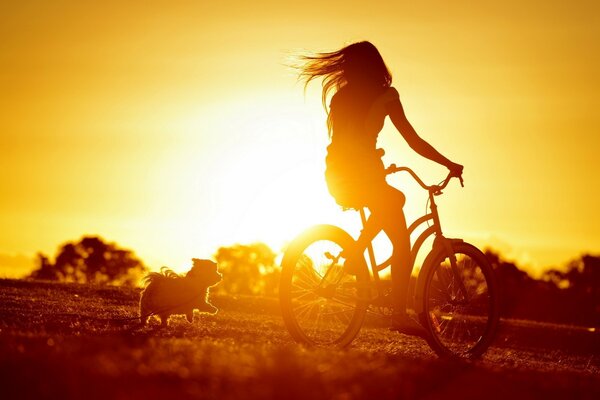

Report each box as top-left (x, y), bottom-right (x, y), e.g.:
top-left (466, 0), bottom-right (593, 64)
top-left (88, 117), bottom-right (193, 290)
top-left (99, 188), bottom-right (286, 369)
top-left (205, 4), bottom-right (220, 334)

top-left (280, 225), bottom-right (370, 348)
top-left (419, 242), bottom-right (499, 359)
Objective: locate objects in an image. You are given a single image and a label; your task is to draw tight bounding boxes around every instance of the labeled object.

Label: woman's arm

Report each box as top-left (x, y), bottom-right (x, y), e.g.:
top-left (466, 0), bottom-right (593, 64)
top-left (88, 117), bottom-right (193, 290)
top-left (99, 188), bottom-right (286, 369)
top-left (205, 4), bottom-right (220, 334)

top-left (387, 96), bottom-right (463, 174)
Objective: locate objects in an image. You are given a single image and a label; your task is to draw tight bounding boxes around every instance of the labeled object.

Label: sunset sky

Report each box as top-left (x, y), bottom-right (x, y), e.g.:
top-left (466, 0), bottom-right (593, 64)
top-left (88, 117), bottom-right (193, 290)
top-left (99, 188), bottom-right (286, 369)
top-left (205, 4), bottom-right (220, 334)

top-left (1, 1), bottom-right (598, 277)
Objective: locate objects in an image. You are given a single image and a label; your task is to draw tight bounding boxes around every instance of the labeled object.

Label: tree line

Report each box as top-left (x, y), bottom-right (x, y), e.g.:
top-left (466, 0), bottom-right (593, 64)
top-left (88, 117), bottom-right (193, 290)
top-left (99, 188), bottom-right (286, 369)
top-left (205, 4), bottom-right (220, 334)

top-left (27, 235), bottom-right (598, 327)
top-left (486, 250), bottom-right (599, 327)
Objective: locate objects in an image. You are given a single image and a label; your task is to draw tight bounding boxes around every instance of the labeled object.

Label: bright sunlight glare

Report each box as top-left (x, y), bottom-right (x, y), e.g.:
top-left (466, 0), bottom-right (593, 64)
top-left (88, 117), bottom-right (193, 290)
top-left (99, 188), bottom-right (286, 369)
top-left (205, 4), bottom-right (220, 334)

top-left (146, 92), bottom-right (369, 273)
top-left (208, 94), bottom-right (344, 251)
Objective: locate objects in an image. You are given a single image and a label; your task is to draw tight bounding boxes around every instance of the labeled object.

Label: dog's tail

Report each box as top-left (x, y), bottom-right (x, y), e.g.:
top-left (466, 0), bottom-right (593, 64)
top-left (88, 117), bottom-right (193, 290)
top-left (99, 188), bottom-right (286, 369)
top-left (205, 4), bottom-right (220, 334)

top-left (141, 267), bottom-right (183, 287)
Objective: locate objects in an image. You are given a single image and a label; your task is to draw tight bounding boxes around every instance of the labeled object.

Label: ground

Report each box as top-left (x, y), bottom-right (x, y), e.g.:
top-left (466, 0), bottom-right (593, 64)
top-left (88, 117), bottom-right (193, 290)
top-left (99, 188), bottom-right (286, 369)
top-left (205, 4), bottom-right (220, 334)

top-left (0, 279), bottom-right (598, 399)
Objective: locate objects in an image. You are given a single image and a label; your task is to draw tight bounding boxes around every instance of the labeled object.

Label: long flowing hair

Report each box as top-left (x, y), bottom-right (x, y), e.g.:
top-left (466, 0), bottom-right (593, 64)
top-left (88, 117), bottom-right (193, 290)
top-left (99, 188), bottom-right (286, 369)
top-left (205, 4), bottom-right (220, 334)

top-left (296, 41), bottom-right (392, 135)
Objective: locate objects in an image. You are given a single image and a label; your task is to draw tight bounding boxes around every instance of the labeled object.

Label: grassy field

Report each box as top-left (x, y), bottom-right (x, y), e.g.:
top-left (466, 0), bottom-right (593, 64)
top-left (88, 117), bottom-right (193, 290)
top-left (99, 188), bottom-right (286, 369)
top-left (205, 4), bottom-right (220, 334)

top-left (0, 278), bottom-right (598, 399)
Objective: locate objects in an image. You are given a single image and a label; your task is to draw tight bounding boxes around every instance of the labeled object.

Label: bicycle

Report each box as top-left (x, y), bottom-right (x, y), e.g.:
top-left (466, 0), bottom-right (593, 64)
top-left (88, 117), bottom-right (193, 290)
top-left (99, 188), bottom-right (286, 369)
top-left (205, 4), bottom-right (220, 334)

top-left (279, 166), bottom-right (499, 359)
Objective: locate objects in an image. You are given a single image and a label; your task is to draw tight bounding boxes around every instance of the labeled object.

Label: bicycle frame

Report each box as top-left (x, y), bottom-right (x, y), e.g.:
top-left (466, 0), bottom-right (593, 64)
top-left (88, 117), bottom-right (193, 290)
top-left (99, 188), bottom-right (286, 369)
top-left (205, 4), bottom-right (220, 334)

top-left (280, 165), bottom-right (498, 355)
top-left (358, 166), bottom-right (465, 311)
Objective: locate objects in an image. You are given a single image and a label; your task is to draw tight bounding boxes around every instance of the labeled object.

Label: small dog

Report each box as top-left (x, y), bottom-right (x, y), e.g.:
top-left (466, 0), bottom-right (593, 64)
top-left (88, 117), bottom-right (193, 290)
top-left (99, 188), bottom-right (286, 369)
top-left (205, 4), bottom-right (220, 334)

top-left (139, 258), bottom-right (222, 326)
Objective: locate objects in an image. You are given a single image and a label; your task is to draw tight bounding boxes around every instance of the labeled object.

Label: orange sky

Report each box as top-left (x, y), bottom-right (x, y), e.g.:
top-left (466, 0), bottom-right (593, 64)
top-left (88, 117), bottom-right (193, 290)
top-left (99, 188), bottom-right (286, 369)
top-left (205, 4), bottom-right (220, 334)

top-left (1, 1), bottom-right (599, 277)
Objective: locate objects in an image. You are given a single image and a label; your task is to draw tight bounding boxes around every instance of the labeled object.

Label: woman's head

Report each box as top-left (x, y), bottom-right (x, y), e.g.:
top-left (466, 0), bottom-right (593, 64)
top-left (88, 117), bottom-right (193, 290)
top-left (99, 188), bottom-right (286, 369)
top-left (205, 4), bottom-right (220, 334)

top-left (297, 41), bottom-right (392, 107)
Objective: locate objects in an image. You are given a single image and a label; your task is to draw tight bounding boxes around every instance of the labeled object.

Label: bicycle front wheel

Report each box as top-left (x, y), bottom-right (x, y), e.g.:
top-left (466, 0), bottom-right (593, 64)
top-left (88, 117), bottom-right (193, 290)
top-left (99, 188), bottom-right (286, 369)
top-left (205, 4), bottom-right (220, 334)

top-left (420, 242), bottom-right (499, 359)
top-left (280, 225), bottom-right (370, 348)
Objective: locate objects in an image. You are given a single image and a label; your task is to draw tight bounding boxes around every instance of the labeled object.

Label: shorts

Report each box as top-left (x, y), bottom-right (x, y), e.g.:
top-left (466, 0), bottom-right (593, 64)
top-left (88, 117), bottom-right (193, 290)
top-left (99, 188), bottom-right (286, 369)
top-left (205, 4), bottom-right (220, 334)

top-left (325, 148), bottom-right (390, 209)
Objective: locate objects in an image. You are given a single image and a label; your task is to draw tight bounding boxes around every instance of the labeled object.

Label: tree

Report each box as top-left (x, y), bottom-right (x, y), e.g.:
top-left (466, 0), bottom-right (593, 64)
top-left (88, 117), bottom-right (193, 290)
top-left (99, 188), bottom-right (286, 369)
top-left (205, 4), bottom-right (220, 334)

top-left (214, 242), bottom-right (279, 296)
top-left (29, 235), bottom-right (147, 286)
top-left (543, 254), bottom-right (600, 326)
top-left (30, 253), bottom-right (58, 281)
top-left (486, 249), bottom-right (600, 326)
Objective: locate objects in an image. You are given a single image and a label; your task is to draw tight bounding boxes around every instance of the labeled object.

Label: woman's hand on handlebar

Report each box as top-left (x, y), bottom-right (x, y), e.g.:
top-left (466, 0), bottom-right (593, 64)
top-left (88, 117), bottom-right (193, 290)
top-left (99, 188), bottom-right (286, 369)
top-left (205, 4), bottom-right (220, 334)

top-left (447, 162), bottom-right (464, 186)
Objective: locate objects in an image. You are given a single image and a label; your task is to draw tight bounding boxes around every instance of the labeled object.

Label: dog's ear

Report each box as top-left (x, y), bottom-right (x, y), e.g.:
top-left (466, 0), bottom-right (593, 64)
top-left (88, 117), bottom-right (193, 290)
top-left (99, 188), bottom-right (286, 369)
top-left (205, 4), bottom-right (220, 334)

top-left (186, 259), bottom-right (216, 279)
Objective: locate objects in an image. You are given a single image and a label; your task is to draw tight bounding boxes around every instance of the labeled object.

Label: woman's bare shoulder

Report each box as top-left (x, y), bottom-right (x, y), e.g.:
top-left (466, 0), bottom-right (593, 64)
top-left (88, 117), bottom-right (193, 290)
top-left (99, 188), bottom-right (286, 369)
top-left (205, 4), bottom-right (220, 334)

top-left (385, 87), bottom-right (400, 101)
top-left (372, 87), bottom-right (400, 110)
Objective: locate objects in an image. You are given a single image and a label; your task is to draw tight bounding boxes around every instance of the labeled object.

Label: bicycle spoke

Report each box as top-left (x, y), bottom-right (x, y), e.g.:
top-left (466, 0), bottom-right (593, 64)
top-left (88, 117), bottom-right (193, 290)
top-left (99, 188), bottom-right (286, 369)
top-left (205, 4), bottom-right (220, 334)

top-left (294, 305), bottom-right (314, 321)
top-left (313, 303), bottom-right (325, 338)
top-left (290, 288), bottom-right (312, 296)
top-left (292, 290), bottom-right (317, 302)
top-left (293, 271), bottom-right (320, 290)
top-left (293, 298), bottom-right (321, 314)
top-left (297, 256), bottom-right (325, 279)
top-left (293, 270), bottom-right (318, 286)
top-left (335, 309), bottom-right (352, 325)
top-left (297, 265), bottom-right (322, 283)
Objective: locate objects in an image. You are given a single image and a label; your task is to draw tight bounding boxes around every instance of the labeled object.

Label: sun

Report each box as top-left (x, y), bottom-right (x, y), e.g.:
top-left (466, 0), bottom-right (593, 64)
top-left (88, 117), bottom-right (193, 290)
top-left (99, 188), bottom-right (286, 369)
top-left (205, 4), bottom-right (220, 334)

top-left (209, 135), bottom-right (346, 252)
top-left (189, 92), bottom-right (355, 253)
top-left (232, 159), bottom-right (341, 251)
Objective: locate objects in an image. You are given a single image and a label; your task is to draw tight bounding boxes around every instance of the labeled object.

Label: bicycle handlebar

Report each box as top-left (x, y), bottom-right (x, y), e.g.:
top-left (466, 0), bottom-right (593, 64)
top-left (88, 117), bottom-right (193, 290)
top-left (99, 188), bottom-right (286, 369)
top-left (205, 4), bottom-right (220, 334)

top-left (385, 164), bottom-right (464, 194)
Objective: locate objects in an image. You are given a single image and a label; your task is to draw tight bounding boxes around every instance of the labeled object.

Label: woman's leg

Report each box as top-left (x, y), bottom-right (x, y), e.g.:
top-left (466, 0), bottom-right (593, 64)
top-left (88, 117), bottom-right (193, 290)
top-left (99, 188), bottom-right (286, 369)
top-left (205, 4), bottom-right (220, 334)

top-left (366, 184), bottom-right (412, 314)
top-left (367, 184), bottom-right (425, 335)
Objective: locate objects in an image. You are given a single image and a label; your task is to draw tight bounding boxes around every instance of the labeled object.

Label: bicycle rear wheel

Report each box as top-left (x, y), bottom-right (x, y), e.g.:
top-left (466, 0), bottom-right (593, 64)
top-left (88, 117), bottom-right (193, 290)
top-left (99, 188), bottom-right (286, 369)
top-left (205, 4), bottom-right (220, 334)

top-left (280, 225), bottom-right (370, 348)
top-left (420, 242), bottom-right (499, 359)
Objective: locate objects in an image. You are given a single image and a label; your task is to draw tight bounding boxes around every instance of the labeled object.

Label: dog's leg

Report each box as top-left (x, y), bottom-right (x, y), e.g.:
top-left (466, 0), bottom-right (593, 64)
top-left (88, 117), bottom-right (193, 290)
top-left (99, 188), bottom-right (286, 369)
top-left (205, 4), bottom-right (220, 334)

top-left (139, 304), bottom-right (148, 325)
top-left (160, 315), bottom-right (169, 327)
top-left (186, 310), bottom-right (193, 323)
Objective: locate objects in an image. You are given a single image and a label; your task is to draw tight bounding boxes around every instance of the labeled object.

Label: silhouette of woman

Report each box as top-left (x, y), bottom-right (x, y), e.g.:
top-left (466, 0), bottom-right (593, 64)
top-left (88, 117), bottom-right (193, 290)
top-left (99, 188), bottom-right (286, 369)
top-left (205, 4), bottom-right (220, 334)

top-left (298, 41), bottom-right (463, 334)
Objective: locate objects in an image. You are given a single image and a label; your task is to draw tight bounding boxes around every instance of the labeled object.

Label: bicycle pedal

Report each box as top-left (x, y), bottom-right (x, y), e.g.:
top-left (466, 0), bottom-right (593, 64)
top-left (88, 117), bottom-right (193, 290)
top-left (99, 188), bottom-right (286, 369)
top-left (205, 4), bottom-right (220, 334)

top-left (429, 312), bottom-right (442, 333)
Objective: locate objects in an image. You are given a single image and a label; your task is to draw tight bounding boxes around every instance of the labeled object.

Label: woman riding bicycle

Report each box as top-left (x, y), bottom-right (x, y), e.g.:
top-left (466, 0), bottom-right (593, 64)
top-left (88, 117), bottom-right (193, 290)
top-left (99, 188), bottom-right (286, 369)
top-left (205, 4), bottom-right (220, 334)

top-left (298, 41), bottom-right (463, 334)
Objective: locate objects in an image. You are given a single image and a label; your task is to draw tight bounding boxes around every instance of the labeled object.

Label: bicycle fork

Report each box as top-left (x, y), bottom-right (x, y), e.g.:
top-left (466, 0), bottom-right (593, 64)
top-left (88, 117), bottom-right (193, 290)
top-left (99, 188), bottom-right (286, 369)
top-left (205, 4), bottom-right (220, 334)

top-left (434, 236), bottom-right (470, 302)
